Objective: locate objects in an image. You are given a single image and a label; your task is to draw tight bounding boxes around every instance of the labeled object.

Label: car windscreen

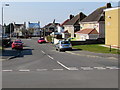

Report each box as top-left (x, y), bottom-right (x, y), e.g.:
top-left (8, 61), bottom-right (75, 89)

top-left (14, 41), bottom-right (22, 43)
top-left (61, 41), bottom-right (70, 44)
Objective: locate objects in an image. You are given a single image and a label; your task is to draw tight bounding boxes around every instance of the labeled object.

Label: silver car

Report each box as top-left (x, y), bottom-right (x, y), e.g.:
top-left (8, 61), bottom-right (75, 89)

top-left (55, 40), bottom-right (72, 52)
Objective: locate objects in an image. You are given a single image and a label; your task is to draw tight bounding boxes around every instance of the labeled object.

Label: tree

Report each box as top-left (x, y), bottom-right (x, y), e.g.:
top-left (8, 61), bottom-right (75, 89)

top-left (5, 23), bottom-right (14, 34)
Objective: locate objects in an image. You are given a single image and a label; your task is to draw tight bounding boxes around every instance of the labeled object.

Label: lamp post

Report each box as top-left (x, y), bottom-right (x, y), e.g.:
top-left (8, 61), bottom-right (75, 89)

top-left (10, 23), bottom-right (12, 38)
top-left (2, 3), bottom-right (9, 36)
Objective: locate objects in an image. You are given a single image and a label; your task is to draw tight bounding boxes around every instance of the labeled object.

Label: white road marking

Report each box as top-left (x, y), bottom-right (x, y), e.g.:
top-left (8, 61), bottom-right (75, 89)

top-left (94, 67), bottom-right (106, 70)
top-left (2, 70), bottom-right (13, 72)
top-left (57, 61), bottom-right (78, 70)
top-left (36, 69), bottom-right (48, 71)
top-left (57, 61), bottom-right (70, 70)
top-left (68, 67), bottom-right (79, 70)
top-left (106, 66), bottom-right (119, 70)
top-left (41, 50), bottom-right (45, 54)
top-left (53, 69), bottom-right (63, 71)
top-left (19, 69), bottom-right (30, 72)
top-left (47, 55), bottom-right (54, 60)
top-left (0, 59), bottom-right (6, 61)
top-left (81, 67), bottom-right (93, 70)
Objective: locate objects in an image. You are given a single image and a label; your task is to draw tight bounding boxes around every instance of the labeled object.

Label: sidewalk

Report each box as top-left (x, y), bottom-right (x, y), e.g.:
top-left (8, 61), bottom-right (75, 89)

top-left (101, 45), bottom-right (120, 49)
top-left (66, 49), bottom-right (119, 60)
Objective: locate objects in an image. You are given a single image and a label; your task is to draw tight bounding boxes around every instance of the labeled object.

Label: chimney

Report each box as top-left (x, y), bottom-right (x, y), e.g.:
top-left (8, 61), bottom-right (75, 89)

top-left (14, 22), bottom-right (15, 25)
top-left (24, 22), bottom-right (26, 29)
top-left (106, 3), bottom-right (112, 8)
top-left (70, 14), bottom-right (74, 20)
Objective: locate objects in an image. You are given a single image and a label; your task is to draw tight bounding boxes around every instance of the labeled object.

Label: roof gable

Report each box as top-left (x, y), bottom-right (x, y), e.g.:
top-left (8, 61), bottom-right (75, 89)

top-left (64, 12), bottom-right (87, 25)
top-left (60, 19), bottom-right (70, 26)
top-left (81, 6), bottom-right (107, 22)
top-left (81, 3), bottom-right (112, 23)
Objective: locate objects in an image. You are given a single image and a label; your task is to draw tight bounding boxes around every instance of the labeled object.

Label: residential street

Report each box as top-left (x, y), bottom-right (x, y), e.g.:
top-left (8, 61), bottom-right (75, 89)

top-left (2, 38), bottom-right (118, 88)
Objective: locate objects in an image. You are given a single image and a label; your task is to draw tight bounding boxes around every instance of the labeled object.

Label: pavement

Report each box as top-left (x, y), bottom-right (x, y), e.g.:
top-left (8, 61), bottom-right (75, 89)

top-left (66, 49), bottom-right (119, 60)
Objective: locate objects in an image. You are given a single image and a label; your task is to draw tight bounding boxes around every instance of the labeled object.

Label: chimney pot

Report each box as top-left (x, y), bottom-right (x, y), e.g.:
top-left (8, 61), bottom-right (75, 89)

top-left (106, 3), bottom-right (112, 8)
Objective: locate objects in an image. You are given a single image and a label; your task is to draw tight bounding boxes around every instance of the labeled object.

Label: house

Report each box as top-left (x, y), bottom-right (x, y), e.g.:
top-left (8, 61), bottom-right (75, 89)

top-left (78, 3), bottom-right (112, 41)
top-left (43, 22), bottom-right (60, 36)
top-left (75, 28), bottom-right (99, 41)
top-left (57, 19), bottom-right (70, 33)
top-left (28, 21), bottom-right (40, 36)
top-left (57, 19), bottom-right (70, 39)
top-left (13, 22), bottom-right (26, 37)
top-left (104, 7), bottom-right (120, 47)
top-left (63, 12), bottom-right (87, 38)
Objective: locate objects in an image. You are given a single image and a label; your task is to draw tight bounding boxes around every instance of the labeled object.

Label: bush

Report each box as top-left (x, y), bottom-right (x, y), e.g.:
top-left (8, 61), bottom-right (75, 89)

top-left (46, 35), bottom-right (52, 42)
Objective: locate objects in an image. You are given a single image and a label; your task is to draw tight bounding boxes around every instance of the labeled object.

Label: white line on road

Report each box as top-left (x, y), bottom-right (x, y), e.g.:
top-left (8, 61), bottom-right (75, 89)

top-left (36, 69), bottom-right (48, 71)
top-left (81, 67), bottom-right (93, 70)
top-left (41, 50), bottom-right (46, 54)
top-left (57, 61), bottom-right (78, 70)
top-left (68, 67), bottom-right (79, 70)
top-left (57, 61), bottom-right (70, 70)
top-left (94, 67), bottom-right (106, 70)
top-left (106, 66), bottom-right (119, 70)
top-left (47, 55), bottom-right (54, 60)
top-left (0, 59), bottom-right (6, 61)
top-left (2, 70), bottom-right (13, 72)
top-left (53, 69), bottom-right (64, 71)
top-left (19, 70), bottom-right (30, 72)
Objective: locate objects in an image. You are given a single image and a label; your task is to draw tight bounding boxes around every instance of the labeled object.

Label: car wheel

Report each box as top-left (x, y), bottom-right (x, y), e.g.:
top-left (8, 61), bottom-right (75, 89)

top-left (58, 48), bottom-right (61, 52)
top-left (56, 48), bottom-right (58, 51)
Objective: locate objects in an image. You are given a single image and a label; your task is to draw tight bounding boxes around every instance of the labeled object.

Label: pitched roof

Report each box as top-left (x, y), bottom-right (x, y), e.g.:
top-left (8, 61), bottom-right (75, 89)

top-left (43, 23), bottom-right (60, 28)
top-left (81, 5), bottom-right (111, 22)
top-left (14, 24), bottom-right (24, 28)
top-left (64, 12), bottom-right (87, 25)
top-left (60, 19), bottom-right (70, 26)
top-left (28, 23), bottom-right (40, 28)
top-left (75, 28), bottom-right (99, 34)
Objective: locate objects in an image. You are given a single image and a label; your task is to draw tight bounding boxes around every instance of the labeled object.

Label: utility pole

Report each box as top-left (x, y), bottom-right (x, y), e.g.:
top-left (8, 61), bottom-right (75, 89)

top-left (10, 23), bottom-right (11, 38)
top-left (2, 3), bottom-right (9, 36)
top-left (52, 19), bottom-right (55, 44)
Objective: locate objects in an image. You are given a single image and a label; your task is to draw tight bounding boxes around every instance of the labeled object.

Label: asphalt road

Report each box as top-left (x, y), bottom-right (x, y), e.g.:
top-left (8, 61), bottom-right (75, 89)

top-left (2, 38), bottom-right (119, 88)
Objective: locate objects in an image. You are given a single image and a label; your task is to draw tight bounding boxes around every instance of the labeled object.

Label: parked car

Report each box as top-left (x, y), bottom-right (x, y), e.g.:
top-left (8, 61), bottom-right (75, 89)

top-left (55, 40), bottom-right (72, 52)
top-left (37, 38), bottom-right (46, 43)
top-left (12, 40), bottom-right (23, 50)
top-left (2, 35), bottom-right (12, 47)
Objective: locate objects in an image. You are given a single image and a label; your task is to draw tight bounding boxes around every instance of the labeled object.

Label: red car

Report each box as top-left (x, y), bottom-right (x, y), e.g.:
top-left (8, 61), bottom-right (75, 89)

top-left (12, 40), bottom-right (23, 50)
top-left (37, 38), bottom-right (46, 43)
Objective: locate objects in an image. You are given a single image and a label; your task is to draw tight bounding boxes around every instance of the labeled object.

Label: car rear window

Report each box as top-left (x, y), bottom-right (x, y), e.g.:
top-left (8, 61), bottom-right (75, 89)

top-left (39, 38), bottom-right (44, 40)
top-left (14, 41), bottom-right (22, 43)
top-left (61, 41), bottom-right (70, 44)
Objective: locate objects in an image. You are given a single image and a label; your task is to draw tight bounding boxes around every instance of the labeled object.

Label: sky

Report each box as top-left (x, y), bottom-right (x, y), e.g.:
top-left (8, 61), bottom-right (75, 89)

top-left (0, 1), bottom-right (119, 27)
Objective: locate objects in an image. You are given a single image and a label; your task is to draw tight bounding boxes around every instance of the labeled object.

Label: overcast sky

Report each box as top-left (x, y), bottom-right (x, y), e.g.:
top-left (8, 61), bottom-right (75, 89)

top-left (0, 1), bottom-right (119, 27)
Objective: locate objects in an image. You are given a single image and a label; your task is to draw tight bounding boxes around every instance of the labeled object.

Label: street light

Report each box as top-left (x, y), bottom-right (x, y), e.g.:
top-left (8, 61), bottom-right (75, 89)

top-left (2, 3), bottom-right (9, 36)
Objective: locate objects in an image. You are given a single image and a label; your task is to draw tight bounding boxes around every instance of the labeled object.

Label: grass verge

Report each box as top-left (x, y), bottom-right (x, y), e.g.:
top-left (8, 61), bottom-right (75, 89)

top-left (72, 44), bottom-right (120, 54)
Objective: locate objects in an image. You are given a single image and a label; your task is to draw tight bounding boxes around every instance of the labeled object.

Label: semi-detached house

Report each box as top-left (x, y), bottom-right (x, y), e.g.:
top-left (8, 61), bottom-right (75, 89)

top-left (76, 3), bottom-right (112, 41)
